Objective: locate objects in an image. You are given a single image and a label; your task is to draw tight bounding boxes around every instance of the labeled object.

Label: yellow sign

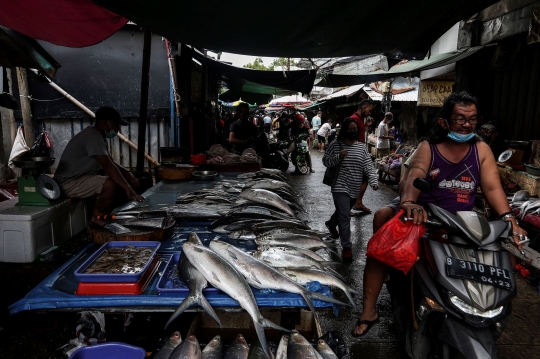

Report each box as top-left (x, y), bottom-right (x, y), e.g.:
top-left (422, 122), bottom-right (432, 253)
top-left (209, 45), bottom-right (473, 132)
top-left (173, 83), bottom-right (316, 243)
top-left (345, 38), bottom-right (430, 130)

top-left (417, 81), bottom-right (454, 107)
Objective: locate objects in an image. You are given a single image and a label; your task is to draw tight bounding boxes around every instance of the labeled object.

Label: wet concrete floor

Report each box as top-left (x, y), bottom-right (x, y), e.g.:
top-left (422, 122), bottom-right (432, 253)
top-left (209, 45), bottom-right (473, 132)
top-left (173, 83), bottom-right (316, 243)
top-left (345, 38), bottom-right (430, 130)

top-left (288, 149), bottom-right (540, 359)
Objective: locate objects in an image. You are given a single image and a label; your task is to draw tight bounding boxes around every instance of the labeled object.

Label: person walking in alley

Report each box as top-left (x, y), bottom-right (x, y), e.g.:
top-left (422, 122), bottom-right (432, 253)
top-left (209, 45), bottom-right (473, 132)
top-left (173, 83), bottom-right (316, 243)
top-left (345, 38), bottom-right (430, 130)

top-left (263, 112), bottom-right (272, 134)
top-left (317, 119), bottom-right (333, 152)
top-left (376, 112), bottom-right (394, 158)
top-left (311, 111), bottom-right (322, 148)
top-left (349, 100), bottom-right (375, 214)
top-left (323, 117), bottom-right (379, 261)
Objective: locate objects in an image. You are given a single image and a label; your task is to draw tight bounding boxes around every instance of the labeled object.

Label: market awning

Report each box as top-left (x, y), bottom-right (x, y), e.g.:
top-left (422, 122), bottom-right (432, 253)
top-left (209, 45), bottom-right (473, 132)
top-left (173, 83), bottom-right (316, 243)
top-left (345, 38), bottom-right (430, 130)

top-left (318, 85), bottom-right (364, 101)
top-left (297, 101), bottom-right (327, 111)
top-left (317, 47), bottom-right (484, 88)
top-left (1, 0), bottom-right (496, 59)
top-left (0, 26), bottom-right (60, 77)
top-left (0, 0), bottom-right (128, 47)
top-left (219, 90), bottom-right (273, 105)
top-left (192, 50), bottom-right (316, 96)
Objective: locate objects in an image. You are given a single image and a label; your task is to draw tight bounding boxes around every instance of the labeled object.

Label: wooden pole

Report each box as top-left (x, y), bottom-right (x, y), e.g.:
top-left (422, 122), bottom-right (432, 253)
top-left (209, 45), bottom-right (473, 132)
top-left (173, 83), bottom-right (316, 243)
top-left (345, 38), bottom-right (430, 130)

top-left (15, 67), bottom-right (34, 146)
top-left (137, 30), bottom-right (152, 173)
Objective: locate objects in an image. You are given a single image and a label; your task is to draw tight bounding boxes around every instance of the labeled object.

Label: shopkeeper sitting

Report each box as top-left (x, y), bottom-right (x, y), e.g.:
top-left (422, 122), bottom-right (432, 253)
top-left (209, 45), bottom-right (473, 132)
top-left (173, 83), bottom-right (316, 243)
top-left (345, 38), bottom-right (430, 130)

top-left (228, 102), bottom-right (258, 153)
top-left (54, 106), bottom-right (144, 216)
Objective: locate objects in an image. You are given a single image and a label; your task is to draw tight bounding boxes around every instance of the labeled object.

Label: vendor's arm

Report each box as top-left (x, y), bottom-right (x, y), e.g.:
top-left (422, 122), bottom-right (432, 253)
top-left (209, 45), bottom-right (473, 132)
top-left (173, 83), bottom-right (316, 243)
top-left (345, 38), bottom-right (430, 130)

top-left (477, 141), bottom-right (527, 248)
top-left (114, 163), bottom-right (139, 188)
top-left (228, 131), bottom-right (244, 144)
top-left (399, 141), bottom-right (430, 224)
top-left (95, 155), bottom-right (144, 202)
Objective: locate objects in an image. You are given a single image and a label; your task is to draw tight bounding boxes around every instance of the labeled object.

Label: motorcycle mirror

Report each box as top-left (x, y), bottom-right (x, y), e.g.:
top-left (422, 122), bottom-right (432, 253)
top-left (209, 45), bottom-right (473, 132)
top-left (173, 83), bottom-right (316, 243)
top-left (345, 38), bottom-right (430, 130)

top-left (413, 177), bottom-right (432, 193)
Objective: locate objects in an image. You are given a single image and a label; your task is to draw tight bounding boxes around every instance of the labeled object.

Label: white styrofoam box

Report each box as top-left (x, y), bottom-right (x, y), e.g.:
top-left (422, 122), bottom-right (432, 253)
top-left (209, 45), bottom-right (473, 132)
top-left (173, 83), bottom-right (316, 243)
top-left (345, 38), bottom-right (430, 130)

top-left (0, 198), bottom-right (88, 263)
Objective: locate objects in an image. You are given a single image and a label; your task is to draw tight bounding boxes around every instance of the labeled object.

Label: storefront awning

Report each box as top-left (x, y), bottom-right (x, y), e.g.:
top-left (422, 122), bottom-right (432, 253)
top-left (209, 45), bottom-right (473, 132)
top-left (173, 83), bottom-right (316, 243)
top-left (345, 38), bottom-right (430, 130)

top-left (0, 26), bottom-right (60, 77)
top-left (193, 51), bottom-right (317, 96)
top-left (317, 47), bottom-right (484, 88)
top-left (0, 0), bottom-right (127, 48)
top-left (1, 0), bottom-right (495, 59)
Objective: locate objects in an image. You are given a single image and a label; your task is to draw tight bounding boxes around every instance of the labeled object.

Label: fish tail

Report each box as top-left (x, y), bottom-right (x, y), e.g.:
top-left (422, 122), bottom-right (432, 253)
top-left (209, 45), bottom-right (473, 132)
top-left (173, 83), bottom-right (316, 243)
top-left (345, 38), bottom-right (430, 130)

top-left (254, 319), bottom-right (272, 358)
top-left (299, 292), bottom-right (317, 315)
top-left (307, 291), bottom-right (350, 307)
top-left (262, 316), bottom-right (293, 333)
top-left (327, 267), bottom-right (346, 282)
top-left (199, 295), bottom-right (222, 328)
top-left (165, 295), bottom-right (196, 329)
top-left (343, 289), bottom-right (358, 310)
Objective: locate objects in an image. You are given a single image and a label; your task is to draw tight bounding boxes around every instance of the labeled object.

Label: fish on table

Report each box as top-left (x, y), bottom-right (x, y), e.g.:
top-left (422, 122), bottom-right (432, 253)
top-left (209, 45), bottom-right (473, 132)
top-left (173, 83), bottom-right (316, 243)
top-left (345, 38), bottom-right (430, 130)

top-left (202, 335), bottom-right (224, 359)
top-left (316, 339), bottom-right (338, 359)
top-left (287, 332), bottom-right (321, 359)
top-left (240, 189), bottom-right (295, 217)
top-left (248, 337), bottom-right (273, 359)
top-left (153, 331), bottom-right (182, 359)
top-left (252, 220), bottom-right (311, 233)
top-left (169, 334), bottom-right (202, 359)
top-left (209, 241), bottom-right (348, 315)
top-left (165, 233), bottom-right (221, 329)
top-left (224, 334), bottom-right (250, 359)
top-left (275, 335), bottom-right (288, 359)
top-left (182, 242), bottom-right (291, 358)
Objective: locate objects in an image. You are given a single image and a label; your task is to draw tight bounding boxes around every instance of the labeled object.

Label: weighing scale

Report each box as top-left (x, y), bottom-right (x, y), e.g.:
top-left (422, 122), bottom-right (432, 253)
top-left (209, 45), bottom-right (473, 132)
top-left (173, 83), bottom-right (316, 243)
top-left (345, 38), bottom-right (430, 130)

top-left (12, 157), bottom-right (62, 206)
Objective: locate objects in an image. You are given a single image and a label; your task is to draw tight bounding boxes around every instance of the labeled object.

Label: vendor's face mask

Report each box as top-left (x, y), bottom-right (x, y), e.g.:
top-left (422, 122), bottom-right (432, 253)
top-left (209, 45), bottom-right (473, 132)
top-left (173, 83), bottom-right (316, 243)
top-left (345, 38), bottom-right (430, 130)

top-left (346, 130), bottom-right (358, 140)
top-left (105, 121), bottom-right (118, 138)
top-left (445, 120), bottom-right (475, 143)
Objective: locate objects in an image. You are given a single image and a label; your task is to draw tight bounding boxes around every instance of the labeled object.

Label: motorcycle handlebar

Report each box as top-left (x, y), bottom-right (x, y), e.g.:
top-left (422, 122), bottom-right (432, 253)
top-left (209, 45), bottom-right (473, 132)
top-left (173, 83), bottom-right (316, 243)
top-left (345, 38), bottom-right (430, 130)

top-left (402, 216), bottom-right (442, 227)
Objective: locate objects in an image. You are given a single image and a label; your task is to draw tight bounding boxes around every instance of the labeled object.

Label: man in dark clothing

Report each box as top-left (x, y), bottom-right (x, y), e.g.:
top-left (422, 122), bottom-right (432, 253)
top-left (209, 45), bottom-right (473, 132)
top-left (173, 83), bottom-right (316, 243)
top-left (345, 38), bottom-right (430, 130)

top-left (347, 99), bottom-right (375, 215)
top-left (229, 102), bottom-right (258, 153)
top-left (350, 99), bottom-right (374, 143)
top-left (283, 113), bottom-right (314, 173)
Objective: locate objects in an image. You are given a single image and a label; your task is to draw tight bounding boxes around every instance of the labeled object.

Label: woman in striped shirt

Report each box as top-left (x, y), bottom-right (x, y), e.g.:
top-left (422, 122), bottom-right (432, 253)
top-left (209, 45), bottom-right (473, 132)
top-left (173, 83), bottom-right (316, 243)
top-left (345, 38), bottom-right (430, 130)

top-left (323, 117), bottom-right (379, 260)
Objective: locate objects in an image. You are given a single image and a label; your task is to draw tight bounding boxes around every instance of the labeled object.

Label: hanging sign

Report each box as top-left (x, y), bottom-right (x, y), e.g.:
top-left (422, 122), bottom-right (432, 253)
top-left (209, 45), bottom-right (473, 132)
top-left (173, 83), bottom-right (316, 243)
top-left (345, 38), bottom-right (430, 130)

top-left (417, 80), bottom-right (454, 107)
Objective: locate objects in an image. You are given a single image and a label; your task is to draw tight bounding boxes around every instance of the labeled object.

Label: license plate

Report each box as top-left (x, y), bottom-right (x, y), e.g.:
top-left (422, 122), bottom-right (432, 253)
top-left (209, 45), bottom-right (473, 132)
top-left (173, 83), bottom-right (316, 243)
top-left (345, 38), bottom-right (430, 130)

top-left (445, 257), bottom-right (513, 291)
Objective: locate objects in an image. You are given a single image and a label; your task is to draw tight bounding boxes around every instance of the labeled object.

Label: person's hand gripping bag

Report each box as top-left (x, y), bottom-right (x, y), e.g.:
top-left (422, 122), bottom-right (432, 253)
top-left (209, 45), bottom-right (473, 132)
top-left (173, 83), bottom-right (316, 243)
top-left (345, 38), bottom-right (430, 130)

top-left (366, 210), bottom-right (426, 274)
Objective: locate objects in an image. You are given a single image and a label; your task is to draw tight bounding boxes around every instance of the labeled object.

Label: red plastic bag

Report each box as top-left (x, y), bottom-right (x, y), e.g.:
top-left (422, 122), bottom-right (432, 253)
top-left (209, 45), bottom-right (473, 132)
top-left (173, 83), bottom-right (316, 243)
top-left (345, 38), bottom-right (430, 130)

top-left (366, 210), bottom-right (426, 274)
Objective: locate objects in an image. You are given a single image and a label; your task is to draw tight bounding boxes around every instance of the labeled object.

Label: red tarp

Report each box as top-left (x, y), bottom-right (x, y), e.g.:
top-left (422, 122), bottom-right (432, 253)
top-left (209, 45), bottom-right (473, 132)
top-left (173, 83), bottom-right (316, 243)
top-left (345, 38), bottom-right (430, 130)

top-left (0, 0), bottom-right (128, 47)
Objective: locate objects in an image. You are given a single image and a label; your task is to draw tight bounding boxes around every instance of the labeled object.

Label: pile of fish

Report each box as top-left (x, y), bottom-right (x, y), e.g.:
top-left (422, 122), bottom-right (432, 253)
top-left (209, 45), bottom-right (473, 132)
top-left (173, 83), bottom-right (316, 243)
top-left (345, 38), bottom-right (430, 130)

top-left (84, 245), bottom-right (154, 274)
top-left (165, 233), bottom-right (350, 357)
top-left (508, 190), bottom-right (540, 219)
top-left (154, 331), bottom-right (339, 359)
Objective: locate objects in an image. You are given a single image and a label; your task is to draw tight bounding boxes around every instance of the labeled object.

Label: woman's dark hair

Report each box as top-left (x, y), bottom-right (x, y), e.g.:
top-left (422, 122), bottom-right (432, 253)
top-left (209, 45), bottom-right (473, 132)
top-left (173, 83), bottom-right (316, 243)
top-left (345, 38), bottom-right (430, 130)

top-left (429, 92), bottom-right (479, 144)
top-left (337, 117), bottom-right (358, 141)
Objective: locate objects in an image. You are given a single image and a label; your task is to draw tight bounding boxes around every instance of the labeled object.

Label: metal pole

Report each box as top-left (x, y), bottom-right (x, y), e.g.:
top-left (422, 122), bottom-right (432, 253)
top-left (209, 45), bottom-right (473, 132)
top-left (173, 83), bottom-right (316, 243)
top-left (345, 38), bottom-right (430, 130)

top-left (137, 29), bottom-right (152, 173)
top-left (15, 67), bottom-right (34, 146)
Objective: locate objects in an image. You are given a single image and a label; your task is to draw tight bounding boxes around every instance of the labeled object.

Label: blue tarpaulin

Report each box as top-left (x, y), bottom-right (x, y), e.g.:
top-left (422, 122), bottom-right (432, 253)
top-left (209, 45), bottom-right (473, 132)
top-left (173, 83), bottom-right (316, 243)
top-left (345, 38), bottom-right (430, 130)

top-left (9, 177), bottom-right (339, 315)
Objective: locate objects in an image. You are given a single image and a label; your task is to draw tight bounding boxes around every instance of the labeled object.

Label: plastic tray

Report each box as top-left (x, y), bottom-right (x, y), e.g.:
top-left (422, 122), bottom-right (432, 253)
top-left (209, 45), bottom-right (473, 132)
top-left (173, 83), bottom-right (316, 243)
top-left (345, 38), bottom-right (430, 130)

top-left (157, 252), bottom-right (219, 296)
top-left (69, 342), bottom-right (146, 359)
top-left (75, 257), bottom-right (160, 295)
top-left (74, 241), bottom-right (161, 283)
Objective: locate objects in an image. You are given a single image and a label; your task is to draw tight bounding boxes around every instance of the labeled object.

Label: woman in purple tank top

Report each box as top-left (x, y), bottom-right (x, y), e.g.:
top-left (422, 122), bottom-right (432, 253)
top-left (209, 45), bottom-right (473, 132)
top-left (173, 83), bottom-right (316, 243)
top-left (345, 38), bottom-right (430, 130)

top-left (352, 92), bottom-right (528, 337)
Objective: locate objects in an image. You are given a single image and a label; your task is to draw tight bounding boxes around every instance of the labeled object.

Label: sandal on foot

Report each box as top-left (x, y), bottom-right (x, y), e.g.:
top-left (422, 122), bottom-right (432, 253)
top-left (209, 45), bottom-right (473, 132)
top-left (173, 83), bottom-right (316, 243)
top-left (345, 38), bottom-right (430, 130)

top-left (351, 317), bottom-right (380, 337)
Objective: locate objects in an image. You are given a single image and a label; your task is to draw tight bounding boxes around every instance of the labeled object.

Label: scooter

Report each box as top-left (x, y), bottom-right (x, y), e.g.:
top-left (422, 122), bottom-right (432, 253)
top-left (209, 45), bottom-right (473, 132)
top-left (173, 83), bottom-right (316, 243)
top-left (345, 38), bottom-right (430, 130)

top-left (387, 178), bottom-right (518, 359)
top-left (288, 132), bottom-right (310, 175)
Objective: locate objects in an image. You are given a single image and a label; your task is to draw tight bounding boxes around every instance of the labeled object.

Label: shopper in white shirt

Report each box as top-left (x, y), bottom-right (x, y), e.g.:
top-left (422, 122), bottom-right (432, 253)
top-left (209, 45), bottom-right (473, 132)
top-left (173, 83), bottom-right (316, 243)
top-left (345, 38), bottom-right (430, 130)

top-left (376, 112), bottom-right (394, 158)
top-left (316, 119), bottom-right (333, 152)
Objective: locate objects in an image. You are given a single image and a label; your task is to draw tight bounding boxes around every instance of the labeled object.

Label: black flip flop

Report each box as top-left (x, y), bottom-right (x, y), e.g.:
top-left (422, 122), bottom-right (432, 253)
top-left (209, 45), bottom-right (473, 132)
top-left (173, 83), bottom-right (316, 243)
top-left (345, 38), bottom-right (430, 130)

top-left (351, 317), bottom-right (380, 337)
top-left (352, 206), bottom-right (372, 214)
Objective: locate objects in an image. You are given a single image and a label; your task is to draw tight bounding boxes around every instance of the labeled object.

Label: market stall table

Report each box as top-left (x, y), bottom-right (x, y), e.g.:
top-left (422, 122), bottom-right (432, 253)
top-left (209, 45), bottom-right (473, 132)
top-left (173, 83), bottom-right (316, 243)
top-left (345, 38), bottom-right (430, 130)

top-left (9, 174), bottom-right (339, 315)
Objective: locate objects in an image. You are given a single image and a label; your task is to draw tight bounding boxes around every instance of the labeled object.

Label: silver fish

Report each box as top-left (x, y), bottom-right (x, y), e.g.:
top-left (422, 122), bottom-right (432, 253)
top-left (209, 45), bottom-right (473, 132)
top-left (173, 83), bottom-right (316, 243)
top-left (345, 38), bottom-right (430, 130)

top-left (252, 221), bottom-right (311, 233)
top-left (512, 190), bottom-right (530, 203)
top-left (278, 268), bottom-right (359, 309)
top-left (257, 228), bottom-right (327, 239)
top-left (169, 334), bottom-right (202, 359)
top-left (254, 237), bottom-right (337, 252)
top-left (248, 337), bottom-right (273, 359)
top-left (227, 230), bottom-right (256, 240)
top-left (202, 335), bottom-right (224, 359)
top-left (182, 242), bottom-right (291, 358)
top-left (240, 189), bottom-right (295, 217)
top-left (246, 179), bottom-right (292, 191)
top-left (257, 246), bottom-right (337, 265)
top-left (213, 225), bottom-right (231, 234)
top-left (154, 331), bottom-right (182, 359)
top-left (287, 333), bottom-right (321, 359)
top-left (165, 233), bottom-right (221, 329)
top-left (237, 172), bottom-right (258, 179)
top-left (316, 340), bottom-right (338, 359)
top-left (224, 334), bottom-right (250, 359)
top-left (209, 241), bottom-right (348, 314)
top-left (520, 199), bottom-right (540, 218)
top-left (275, 335), bottom-right (288, 359)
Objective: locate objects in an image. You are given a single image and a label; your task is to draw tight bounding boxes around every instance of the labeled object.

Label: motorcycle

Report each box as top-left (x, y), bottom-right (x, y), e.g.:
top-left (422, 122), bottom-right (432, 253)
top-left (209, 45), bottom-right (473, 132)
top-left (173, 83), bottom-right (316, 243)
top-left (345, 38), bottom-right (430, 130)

top-left (243, 128), bottom-right (289, 172)
top-left (387, 177), bottom-right (517, 359)
top-left (288, 132), bottom-right (310, 175)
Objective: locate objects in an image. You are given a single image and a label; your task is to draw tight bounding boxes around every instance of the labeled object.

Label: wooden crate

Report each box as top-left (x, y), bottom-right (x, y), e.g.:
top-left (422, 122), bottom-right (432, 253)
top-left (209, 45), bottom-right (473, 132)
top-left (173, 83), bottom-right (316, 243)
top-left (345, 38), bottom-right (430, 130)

top-left (498, 165), bottom-right (540, 196)
top-left (187, 309), bottom-right (322, 344)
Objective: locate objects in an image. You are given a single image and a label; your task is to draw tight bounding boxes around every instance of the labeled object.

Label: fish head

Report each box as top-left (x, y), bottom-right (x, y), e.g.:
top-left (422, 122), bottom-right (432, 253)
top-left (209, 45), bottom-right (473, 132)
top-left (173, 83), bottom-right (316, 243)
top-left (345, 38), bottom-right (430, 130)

top-left (187, 232), bottom-right (203, 245)
top-left (208, 240), bottom-right (229, 253)
top-left (186, 335), bottom-right (200, 346)
top-left (170, 331), bottom-right (182, 345)
top-left (236, 334), bottom-right (249, 346)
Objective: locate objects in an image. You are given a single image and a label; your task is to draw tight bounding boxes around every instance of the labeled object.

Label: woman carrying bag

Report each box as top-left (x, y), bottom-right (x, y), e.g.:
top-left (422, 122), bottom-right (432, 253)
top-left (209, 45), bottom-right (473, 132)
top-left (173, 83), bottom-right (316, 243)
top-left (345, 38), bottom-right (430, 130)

top-left (322, 117), bottom-right (379, 261)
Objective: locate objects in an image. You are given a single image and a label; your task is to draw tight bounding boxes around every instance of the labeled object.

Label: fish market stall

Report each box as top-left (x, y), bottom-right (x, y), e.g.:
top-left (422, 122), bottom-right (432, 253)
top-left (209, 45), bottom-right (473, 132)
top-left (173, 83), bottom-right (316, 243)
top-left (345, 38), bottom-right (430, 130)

top-left (9, 171), bottom-right (347, 322)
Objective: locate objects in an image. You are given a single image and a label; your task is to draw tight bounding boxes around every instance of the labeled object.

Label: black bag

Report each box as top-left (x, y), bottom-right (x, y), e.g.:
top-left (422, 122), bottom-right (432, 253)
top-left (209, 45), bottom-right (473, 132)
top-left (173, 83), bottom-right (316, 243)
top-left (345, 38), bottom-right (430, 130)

top-left (323, 141), bottom-right (343, 187)
top-left (319, 331), bottom-right (349, 359)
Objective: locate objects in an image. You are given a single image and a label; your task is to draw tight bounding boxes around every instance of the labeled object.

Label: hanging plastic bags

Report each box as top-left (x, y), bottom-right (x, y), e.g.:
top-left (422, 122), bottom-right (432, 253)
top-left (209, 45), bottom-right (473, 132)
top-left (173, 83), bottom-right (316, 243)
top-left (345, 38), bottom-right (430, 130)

top-left (366, 209), bottom-right (426, 274)
top-left (8, 127), bottom-right (30, 171)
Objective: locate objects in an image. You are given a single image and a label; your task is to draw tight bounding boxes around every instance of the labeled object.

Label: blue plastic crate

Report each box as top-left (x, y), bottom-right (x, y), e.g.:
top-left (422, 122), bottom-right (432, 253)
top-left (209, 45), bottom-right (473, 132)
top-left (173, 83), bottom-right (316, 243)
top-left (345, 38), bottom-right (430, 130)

top-left (157, 252), bottom-right (219, 296)
top-left (74, 241), bottom-right (161, 283)
top-left (69, 342), bottom-right (146, 359)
